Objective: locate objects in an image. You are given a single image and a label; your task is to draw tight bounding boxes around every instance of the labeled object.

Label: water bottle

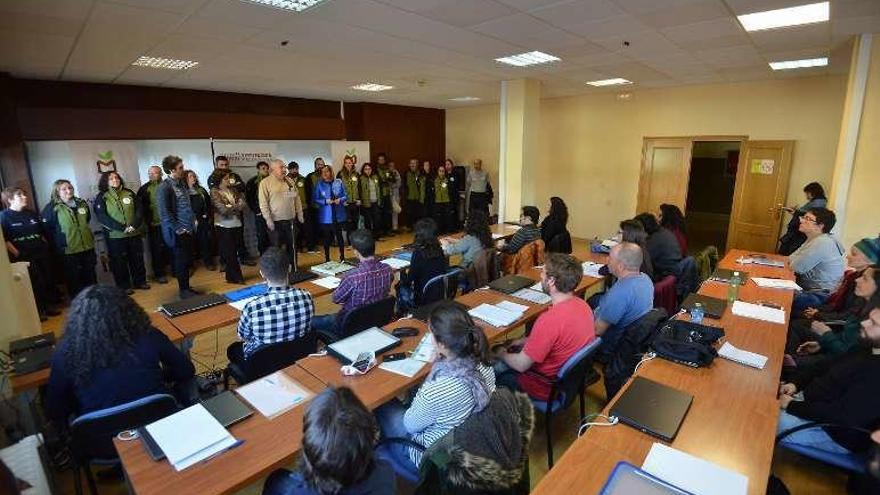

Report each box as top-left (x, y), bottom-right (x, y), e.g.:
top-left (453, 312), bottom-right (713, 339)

top-left (690, 302), bottom-right (704, 324)
top-left (727, 271), bottom-right (741, 303)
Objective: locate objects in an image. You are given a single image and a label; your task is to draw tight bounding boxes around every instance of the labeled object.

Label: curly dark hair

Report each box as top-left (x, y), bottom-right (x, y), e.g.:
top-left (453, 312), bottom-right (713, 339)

top-left (465, 210), bottom-right (492, 248)
top-left (546, 196), bottom-right (569, 227)
top-left (634, 212), bottom-right (660, 235)
top-left (659, 203), bottom-right (686, 234)
top-left (413, 218), bottom-right (443, 260)
top-left (59, 285), bottom-right (153, 388)
top-left (97, 171), bottom-right (125, 193)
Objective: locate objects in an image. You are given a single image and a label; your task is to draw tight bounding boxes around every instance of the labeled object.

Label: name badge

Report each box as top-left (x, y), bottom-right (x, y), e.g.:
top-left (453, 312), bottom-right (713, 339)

top-left (441, 183), bottom-right (447, 188)
top-left (352, 177), bottom-right (358, 182)
top-left (78, 207), bottom-right (87, 215)
top-left (297, 181), bottom-right (304, 188)
top-left (122, 197), bottom-right (132, 205)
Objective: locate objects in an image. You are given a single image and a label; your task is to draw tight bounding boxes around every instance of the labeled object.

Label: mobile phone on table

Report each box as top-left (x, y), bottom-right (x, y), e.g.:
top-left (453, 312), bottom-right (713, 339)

top-left (352, 352), bottom-right (373, 373)
top-left (384, 352), bottom-right (407, 362)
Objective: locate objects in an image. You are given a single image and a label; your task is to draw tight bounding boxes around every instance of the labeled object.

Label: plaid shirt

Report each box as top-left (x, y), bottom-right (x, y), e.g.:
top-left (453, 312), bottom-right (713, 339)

top-left (238, 286), bottom-right (315, 358)
top-left (333, 257), bottom-right (393, 322)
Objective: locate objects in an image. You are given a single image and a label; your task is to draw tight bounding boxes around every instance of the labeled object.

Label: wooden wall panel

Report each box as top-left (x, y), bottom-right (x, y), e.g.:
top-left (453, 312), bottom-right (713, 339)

top-left (345, 102), bottom-right (446, 169)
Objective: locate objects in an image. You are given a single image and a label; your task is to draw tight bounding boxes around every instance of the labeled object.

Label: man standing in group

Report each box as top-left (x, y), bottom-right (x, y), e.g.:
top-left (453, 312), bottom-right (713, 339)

top-left (209, 155), bottom-right (244, 190)
top-left (137, 165), bottom-right (169, 284)
top-left (246, 161), bottom-right (271, 255)
top-left (157, 155), bottom-right (199, 299)
top-left (375, 153), bottom-right (393, 237)
top-left (444, 159), bottom-right (466, 230)
top-left (305, 157), bottom-right (326, 254)
top-left (404, 158), bottom-right (423, 230)
top-left (259, 158), bottom-right (304, 267)
top-left (287, 161), bottom-right (312, 253)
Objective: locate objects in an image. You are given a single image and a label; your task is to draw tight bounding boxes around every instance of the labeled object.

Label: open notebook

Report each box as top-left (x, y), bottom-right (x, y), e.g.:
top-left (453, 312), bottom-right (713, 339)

top-left (144, 404), bottom-right (238, 471)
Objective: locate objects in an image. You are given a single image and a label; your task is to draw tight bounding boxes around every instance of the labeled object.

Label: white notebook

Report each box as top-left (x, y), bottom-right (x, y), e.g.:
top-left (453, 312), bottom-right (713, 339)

top-left (380, 257), bottom-right (410, 270)
top-left (144, 404), bottom-right (238, 471)
top-left (411, 333), bottom-right (436, 362)
top-left (379, 358), bottom-right (427, 378)
top-left (751, 277), bottom-right (802, 291)
top-left (731, 300), bottom-right (786, 324)
top-left (469, 303), bottom-right (521, 327)
top-left (642, 443), bottom-right (748, 495)
top-left (312, 276), bottom-right (341, 289)
top-left (511, 288), bottom-right (552, 305)
top-left (496, 300), bottom-right (528, 314)
top-left (235, 371), bottom-right (313, 419)
top-left (718, 342), bottom-right (768, 369)
top-left (582, 261), bottom-right (605, 278)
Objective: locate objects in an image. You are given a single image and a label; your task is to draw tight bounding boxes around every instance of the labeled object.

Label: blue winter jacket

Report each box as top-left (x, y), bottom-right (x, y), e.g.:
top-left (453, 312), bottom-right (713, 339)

top-left (313, 179), bottom-right (348, 225)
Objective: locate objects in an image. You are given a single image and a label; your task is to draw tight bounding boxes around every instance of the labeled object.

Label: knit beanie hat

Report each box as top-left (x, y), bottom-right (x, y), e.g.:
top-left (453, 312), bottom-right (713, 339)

top-left (854, 237), bottom-right (880, 264)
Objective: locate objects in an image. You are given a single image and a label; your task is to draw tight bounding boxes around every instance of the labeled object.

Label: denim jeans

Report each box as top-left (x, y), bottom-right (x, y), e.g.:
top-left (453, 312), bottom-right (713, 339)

top-left (492, 361), bottom-right (522, 392)
top-left (311, 313), bottom-right (341, 341)
top-left (374, 400), bottom-right (420, 480)
top-left (777, 410), bottom-right (851, 455)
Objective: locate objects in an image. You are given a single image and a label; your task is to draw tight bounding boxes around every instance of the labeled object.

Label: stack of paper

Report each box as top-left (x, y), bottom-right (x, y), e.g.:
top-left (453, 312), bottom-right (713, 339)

top-left (381, 257), bottom-right (410, 270)
top-left (410, 333), bottom-right (436, 362)
top-left (718, 342), bottom-right (768, 369)
top-left (737, 256), bottom-right (785, 268)
top-left (731, 300), bottom-right (786, 324)
top-left (642, 443), bottom-right (748, 495)
top-left (312, 276), bottom-right (341, 289)
top-left (235, 371), bottom-right (312, 419)
top-left (582, 261), bottom-right (605, 278)
top-left (511, 288), bottom-right (552, 305)
top-left (311, 261), bottom-right (354, 276)
top-left (379, 358), bottom-right (427, 378)
top-left (496, 300), bottom-right (529, 314)
top-left (751, 277), bottom-right (802, 290)
top-left (469, 303), bottom-right (523, 327)
top-left (144, 404), bottom-right (238, 471)
top-left (529, 282), bottom-right (543, 292)
top-left (229, 295), bottom-right (259, 311)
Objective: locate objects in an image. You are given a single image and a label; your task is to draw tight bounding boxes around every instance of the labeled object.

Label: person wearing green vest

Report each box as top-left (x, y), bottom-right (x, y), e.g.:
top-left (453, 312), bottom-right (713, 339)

top-left (287, 161), bottom-right (313, 253)
top-left (432, 165), bottom-right (455, 234)
top-left (375, 152), bottom-right (393, 236)
top-left (94, 171), bottom-right (149, 294)
top-left (42, 179), bottom-right (97, 298)
top-left (404, 158), bottom-right (424, 230)
top-left (337, 155), bottom-right (361, 247)
top-left (246, 161), bottom-right (271, 255)
top-left (137, 165), bottom-right (170, 284)
top-left (358, 162), bottom-right (382, 237)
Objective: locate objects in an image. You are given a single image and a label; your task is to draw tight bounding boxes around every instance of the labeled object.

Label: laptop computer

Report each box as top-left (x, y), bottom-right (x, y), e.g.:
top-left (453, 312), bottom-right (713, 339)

top-left (160, 293), bottom-right (228, 317)
top-left (709, 268), bottom-right (749, 284)
top-left (411, 300), bottom-right (468, 322)
top-left (681, 293), bottom-right (728, 319)
top-left (289, 270), bottom-right (318, 285)
top-left (488, 275), bottom-right (534, 294)
top-left (326, 327), bottom-right (401, 364)
top-left (610, 377), bottom-right (693, 442)
top-left (10, 334), bottom-right (56, 376)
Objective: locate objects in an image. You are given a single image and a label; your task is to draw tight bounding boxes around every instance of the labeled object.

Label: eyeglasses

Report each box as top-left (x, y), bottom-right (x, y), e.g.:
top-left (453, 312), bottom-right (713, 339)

top-left (800, 216), bottom-right (818, 224)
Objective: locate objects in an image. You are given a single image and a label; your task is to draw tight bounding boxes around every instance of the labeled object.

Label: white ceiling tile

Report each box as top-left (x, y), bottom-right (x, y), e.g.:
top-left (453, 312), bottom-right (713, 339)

top-left (193, 0), bottom-right (290, 29)
top-left (592, 29), bottom-right (680, 55)
top-left (635, 0), bottom-right (729, 29)
top-left (529, 0), bottom-right (626, 28)
top-left (564, 14), bottom-right (651, 40)
top-left (661, 17), bottom-right (744, 43)
top-left (613, 0), bottom-right (714, 14)
top-left (717, 65), bottom-right (773, 81)
top-left (566, 49), bottom-right (628, 66)
top-left (834, 0), bottom-right (880, 18)
top-left (723, 0), bottom-right (812, 16)
top-left (676, 72), bottom-right (723, 84)
top-left (470, 13), bottom-right (587, 50)
top-left (694, 44), bottom-right (765, 68)
top-left (390, 0), bottom-right (518, 28)
top-left (495, 0), bottom-right (565, 11)
top-left (0, 0), bottom-right (95, 21)
top-left (832, 16), bottom-right (880, 37)
top-left (103, 0), bottom-right (206, 15)
top-left (175, 17), bottom-right (262, 42)
top-left (589, 60), bottom-right (669, 80)
top-left (0, 11), bottom-right (84, 37)
top-left (115, 65), bottom-right (181, 84)
top-left (749, 22), bottom-right (831, 52)
top-left (0, 30), bottom-right (76, 79)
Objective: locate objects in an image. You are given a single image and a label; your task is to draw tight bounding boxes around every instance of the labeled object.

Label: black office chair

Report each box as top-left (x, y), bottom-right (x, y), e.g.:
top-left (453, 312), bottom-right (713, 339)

top-left (525, 337), bottom-right (603, 467)
top-left (224, 333), bottom-right (317, 388)
top-left (603, 308), bottom-right (669, 399)
top-left (419, 268), bottom-right (462, 307)
top-left (317, 296), bottom-right (397, 345)
top-left (68, 394), bottom-right (179, 495)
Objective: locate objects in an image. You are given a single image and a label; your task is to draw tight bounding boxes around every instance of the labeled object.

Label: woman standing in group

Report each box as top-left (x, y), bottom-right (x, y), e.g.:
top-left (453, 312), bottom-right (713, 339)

top-left (42, 180), bottom-right (97, 298)
top-left (421, 161), bottom-right (434, 225)
top-left (186, 170), bottom-right (215, 271)
top-left (358, 162), bottom-right (381, 237)
top-left (314, 165), bottom-right (348, 262)
top-left (541, 196), bottom-right (570, 253)
top-left (94, 171), bottom-right (149, 294)
top-left (1, 187), bottom-right (60, 320)
top-left (779, 182), bottom-right (828, 255)
top-left (337, 156), bottom-right (361, 247)
top-left (432, 165), bottom-right (455, 234)
top-left (209, 169), bottom-right (245, 284)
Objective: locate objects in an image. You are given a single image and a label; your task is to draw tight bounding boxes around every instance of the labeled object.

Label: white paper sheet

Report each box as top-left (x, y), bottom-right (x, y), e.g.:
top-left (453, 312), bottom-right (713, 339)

top-left (731, 300), bottom-right (786, 324)
top-left (228, 295), bottom-right (259, 311)
top-left (529, 282), bottom-right (543, 291)
top-left (582, 261), bottom-right (605, 278)
top-left (751, 277), bottom-right (802, 290)
top-left (379, 358), bottom-right (427, 378)
top-left (642, 443), bottom-right (748, 495)
top-left (496, 300), bottom-right (528, 314)
top-left (144, 404), bottom-right (236, 471)
top-left (469, 303), bottom-right (521, 327)
top-left (491, 233), bottom-right (504, 239)
top-left (411, 333), bottom-right (436, 362)
top-left (312, 276), bottom-right (341, 289)
top-left (511, 288), bottom-right (552, 305)
top-left (718, 342), bottom-right (768, 369)
top-left (381, 257), bottom-right (410, 269)
top-left (235, 371), bottom-right (312, 419)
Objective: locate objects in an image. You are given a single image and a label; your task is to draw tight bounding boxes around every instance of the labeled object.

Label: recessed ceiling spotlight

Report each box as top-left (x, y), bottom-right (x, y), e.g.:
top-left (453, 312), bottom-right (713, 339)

top-left (131, 56), bottom-right (199, 70)
top-left (352, 83), bottom-right (394, 92)
top-left (737, 2), bottom-right (829, 32)
top-left (495, 51), bottom-right (560, 67)
top-left (769, 57), bottom-right (828, 70)
top-left (449, 96), bottom-right (481, 102)
top-left (241, 0), bottom-right (328, 12)
top-left (586, 78), bottom-right (632, 87)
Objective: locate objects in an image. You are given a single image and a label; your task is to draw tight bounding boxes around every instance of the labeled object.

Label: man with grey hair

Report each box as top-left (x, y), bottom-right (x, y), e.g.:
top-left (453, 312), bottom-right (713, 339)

top-left (594, 242), bottom-right (654, 358)
top-left (258, 158), bottom-right (305, 265)
top-left (137, 164), bottom-right (170, 284)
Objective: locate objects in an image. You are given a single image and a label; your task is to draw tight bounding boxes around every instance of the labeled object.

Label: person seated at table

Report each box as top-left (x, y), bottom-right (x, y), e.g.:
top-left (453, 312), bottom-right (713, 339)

top-left (397, 218), bottom-right (448, 312)
top-left (226, 247), bottom-right (314, 368)
top-left (493, 253), bottom-right (596, 400)
top-left (798, 237), bottom-right (880, 322)
top-left (375, 301), bottom-right (495, 480)
top-left (45, 285), bottom-right (195, 425)
top-left (262, 386), bottom-right (395, 495)
top-left (634, 212), bottom-right (682, 279)
top-left (442, 209), bottom-right (493, 268)
top-left (790, 207), bottom-right (846, 313)
top-left (619, 219), bottom-right (655, 281)
top-left (500, 206), bottom-right (541, 255)
top-left (658, 203), bottom-right (688, 255)
top-left (540, 197), bottom-right (570, 252)
top-left (776, 308), bottom-right (880, 459)
top-left (311, 229), bottom-right (392, 341)
top-left (593, 243), bottom-right (654, 359)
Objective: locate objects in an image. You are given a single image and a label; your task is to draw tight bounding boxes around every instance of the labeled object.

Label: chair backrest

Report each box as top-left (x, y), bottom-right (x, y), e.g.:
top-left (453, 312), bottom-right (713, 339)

top-left (674, 256), bottom-right (699, 300)
top-left (547, 231), bottom-right (572, 254)
top-left (467, 248), bottom-right (500, 291)
top-left (693, 245), bottom-right (719, 281)
top-left (550, 337), bottom-right (603, 409)
top-left (420, 268), bottom-right (461, 306)
top-left (339, 296), bottom-right (397, 339)
top-left (504, 239), bottom-right (545, 275)
top-left (604, 308), bottom-right (669, 399)
top-left (244, 333), bottom-right (317, 382)
top-left (653, 274), bottom-right (678, 315)
top-left (69, 394), bottom-right (179, 463)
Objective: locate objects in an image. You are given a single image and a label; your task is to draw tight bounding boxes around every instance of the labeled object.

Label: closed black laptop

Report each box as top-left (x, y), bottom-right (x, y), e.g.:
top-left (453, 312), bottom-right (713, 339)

top-left (709, 268), bottom-right (749, 284)
top-left (160, 293), bottom-right (228, 317)
top-left (289, 270), bottom-right (318, 285)
top-left (10, 334), bottom-right (56, 375)
top-left (488, 275), bottom-right (534, 294)
top-left (412, 300), bottom-right (468, 322)
top-left (681, 293), bottom-right (728, 319)
top-left (610, 377), bottom-right (693, 442)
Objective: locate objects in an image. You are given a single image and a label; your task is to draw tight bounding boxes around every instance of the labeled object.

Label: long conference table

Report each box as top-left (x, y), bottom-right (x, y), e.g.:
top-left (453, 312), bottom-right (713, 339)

top-left (532, 248), bottom-right (794, 495)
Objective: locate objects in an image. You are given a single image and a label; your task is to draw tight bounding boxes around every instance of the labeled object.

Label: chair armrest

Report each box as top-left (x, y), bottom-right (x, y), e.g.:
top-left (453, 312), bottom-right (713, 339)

top-left (378, 436), bottom-right (427, 452)
top-left (776, 422), bottom-right (872, 444)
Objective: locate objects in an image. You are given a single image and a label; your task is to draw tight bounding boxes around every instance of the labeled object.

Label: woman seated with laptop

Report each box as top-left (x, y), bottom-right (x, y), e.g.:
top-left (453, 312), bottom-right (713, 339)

top-left (397, 218), bottom-right (449, 312)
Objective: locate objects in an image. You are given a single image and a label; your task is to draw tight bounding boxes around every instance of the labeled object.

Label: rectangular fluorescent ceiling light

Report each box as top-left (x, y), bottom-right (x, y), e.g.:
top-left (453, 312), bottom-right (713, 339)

top-left (586, 78), bottom-right (632, 87)
top-left (769, 57), bottom-right (828, 70)
top-left (241, 0), bottom-right (327, 12)
top-left (351, 83), bottom-right (393, 92)
top-left (131, 56), bottom-right (198, 70)
top-left (495, 51), bottom-right (560, 67)
top-left (449, 96), bottom-right (481, 102)
top-left (737, 2), bottom-right (828, 32)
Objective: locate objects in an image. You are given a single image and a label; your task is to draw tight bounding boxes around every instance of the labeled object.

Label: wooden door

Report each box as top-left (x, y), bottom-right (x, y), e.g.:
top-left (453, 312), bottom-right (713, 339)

top-left (726, 140), bottom-right (794, 252)
top-left (636, 138), bottom-right (692, 213)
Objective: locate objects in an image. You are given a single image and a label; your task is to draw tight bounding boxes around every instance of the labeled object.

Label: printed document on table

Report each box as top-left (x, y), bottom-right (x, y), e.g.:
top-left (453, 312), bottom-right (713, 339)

top-left (642, 443), bottom-right (748, 495)
top-left (381, 257), bottom-right (410, 269)
top-left (235, 371), bottom-right (313, 419)
top-left (582, 261), bottom-right (605, 278)
top-left (731, 300), bottom-right (786, 324)
top-left (229, 295), bottom-right (259, 311)
top-left (511, 288), bottom-right (551, 305)
top-left (145, 404), bottom-right (237, 471)
top-left (495, 300), bottom-right (529, 314)
top-left (312, 276), bottom-right (341, 289)
top-left (469, 304), bottom-right (520, 327)
top-left (380, 358), bottom-right (427, 378)
top-left (718, 342), bottom-right (768, 369)
top-left (751, 277), bottom-right (802, 290)
top-left (411, 333), bottom-right (436, 362)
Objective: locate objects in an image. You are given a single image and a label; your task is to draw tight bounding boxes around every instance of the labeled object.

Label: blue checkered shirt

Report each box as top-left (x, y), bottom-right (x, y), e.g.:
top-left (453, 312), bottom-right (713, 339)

top-left (238, 286), bottom-right (315, 358)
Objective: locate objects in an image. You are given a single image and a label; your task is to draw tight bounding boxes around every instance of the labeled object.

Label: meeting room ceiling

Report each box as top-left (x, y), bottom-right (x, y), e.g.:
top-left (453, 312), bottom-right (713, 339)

top-left (0, 0), bottom-right (877, 108)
